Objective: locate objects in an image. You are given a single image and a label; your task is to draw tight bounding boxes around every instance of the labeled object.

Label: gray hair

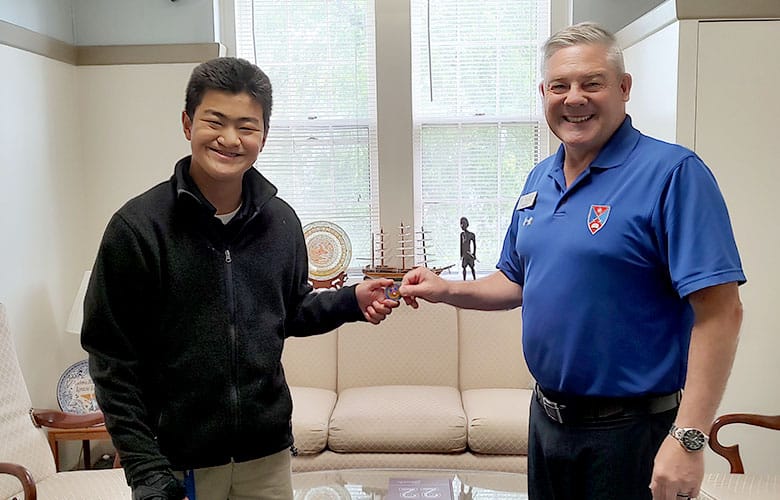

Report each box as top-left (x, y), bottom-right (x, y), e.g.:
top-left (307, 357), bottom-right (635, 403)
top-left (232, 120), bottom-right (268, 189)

top-left (541, 22), bottom-right (625, 75)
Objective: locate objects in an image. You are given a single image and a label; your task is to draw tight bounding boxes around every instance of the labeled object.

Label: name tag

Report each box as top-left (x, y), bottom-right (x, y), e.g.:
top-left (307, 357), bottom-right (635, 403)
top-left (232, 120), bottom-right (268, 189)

top-left (516, 191), bottom-right (537, 210)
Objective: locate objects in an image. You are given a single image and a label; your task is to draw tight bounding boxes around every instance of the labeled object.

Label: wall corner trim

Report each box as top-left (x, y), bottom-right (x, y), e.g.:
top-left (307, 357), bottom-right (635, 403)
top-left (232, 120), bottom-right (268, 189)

top-left (0, 19), bottom-right (77, 64)
top-left (616, 1), bottom-right (677, 48)
top-left (676, 0), bottom-right (780, 21)
top-left (1, 19), bottom-right (223, 66)
top-left (76, 43), bottom-right (223, 66)
top-left (617, 0), bottom-right (780, 49)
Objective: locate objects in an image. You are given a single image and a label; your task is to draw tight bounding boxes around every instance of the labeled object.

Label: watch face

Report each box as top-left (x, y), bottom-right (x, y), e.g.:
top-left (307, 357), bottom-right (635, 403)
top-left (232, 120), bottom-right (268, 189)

top-left (681, 429), bottom-right (706, 451)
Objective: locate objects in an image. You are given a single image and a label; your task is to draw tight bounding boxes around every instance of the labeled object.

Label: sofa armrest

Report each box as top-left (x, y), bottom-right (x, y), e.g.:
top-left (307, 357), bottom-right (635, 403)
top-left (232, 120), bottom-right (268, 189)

top-left (0, 462), bottom-right (37, 500)
top-left (30, 408), bottom-right (105, 429)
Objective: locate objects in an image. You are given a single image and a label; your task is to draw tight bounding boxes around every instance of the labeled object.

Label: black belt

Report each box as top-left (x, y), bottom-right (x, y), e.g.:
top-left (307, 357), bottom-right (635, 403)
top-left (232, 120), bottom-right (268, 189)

top-left (534, 384), bottom-right (681, 424)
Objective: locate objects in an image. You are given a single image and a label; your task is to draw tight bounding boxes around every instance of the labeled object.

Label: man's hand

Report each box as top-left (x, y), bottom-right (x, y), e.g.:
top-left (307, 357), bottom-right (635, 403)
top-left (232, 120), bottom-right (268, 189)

top-left (649, 437), bottom-right (704, 500)
top-left (398, 267), bottom-right (449, 309)
top-left (131, 470), bottom-right (187, 500)
top-left (355, 278), bottom-right (400, 324)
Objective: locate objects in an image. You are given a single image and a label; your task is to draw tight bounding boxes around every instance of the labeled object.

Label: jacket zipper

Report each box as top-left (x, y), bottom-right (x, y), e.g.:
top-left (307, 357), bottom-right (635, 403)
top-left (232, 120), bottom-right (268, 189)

top-left (224, 248), bottom-right (240, 453)
top-left (222, 210), bottom-right (260, 461)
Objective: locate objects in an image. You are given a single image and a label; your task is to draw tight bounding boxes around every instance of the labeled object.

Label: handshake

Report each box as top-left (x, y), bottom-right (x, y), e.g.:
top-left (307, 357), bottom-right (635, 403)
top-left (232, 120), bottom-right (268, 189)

top-left (354, 266), bottom-right (506, 324)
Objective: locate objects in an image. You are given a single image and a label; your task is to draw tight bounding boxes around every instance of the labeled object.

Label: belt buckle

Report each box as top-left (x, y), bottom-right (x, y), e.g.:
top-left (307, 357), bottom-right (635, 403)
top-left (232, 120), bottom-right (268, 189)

top-left (540, 394), bottom-right (566, 424)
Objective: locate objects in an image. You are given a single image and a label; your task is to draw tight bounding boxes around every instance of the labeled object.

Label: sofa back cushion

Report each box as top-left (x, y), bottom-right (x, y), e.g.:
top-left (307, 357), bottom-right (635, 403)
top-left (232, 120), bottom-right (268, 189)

top-left (337, 302), bottom-right (458, 391)
top-left (282, 330), bottom-right (338, 391)
top-left (458, 308), bottom-right (534, 390)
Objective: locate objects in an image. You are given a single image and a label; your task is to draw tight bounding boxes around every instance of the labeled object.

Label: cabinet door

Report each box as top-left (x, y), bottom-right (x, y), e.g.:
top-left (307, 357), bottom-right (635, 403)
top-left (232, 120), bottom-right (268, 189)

top-left (695, 20), bottom-right (780, 474)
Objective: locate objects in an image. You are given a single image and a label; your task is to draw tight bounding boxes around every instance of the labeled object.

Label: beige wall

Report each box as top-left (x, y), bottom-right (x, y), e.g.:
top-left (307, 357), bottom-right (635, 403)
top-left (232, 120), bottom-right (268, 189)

top-left (623, 21), bottom-right (679, 144)
top-left (0, 44), bottom-right (202, 471)
top-left (621, 14), bottom-right (780, 474)
top-left (693, 20), bottom-right (780, 474)
top-left (77, 63), bottom-right (195, 255)
top-left (0, 44), bottom-right (87, 409)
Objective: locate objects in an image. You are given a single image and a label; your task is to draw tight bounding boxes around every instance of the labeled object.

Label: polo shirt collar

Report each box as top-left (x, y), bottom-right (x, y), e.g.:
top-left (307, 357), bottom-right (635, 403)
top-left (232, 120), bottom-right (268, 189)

top-left (549, 115), bottom-right (640, 173)
top-left (590, 115), bottom-right (640, 169)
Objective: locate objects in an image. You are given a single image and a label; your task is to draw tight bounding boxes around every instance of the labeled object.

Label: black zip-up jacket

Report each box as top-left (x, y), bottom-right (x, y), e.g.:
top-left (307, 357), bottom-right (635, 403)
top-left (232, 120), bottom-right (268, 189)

top-left (81, 157), bottom-right (363, 483)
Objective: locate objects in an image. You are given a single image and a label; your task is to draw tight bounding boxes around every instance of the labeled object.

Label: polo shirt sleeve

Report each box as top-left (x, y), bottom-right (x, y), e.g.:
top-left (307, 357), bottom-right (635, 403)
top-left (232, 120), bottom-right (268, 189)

top-left (656, 155), bottom-right (746, 298)
top-left (496, 202), bottom-right (525, 286)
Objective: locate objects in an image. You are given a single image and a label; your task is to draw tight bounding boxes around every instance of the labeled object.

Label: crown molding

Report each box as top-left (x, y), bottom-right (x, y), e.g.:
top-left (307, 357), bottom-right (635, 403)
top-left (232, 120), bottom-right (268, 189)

top-left (77, 43), bottom-right (224, 66)
top-left (1, 19), bottom-right (222, 65)
top-left (617, 0), bottom-right (780, 48)
top-left (0, 19), bottom-right (77, 64)
top-left (677, 0), bottom-right (780, 21)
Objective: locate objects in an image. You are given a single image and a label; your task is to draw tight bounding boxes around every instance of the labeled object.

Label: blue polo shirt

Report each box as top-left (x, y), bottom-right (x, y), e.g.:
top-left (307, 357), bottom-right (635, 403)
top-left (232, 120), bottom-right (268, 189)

top-left (497, 116), bottom-right (745, 397)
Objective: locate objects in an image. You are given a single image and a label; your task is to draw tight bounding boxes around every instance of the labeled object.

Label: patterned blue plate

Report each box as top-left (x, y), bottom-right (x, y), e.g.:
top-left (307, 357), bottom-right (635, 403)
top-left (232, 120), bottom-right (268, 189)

top-left (57, 359), bottom-right (99, 414)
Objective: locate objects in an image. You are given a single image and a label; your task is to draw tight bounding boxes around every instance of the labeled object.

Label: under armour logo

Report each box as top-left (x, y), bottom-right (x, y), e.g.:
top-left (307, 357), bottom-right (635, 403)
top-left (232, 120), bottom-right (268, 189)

top-left (522, 216), bottom-right (534, 227)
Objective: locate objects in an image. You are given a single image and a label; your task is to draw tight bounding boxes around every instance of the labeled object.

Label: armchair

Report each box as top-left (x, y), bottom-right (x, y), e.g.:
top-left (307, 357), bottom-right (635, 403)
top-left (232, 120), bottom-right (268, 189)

top-left (699, 412), bottom-right (780, 500)
top-left (708, 413), bottom-right (780, 474)
top-left (0, 303), bottom-right (130, 500)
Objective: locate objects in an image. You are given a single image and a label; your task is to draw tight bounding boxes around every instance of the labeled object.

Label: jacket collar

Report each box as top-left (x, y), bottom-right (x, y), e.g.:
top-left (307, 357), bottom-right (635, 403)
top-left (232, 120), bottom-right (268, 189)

top-left (172, 156), bottom-right (278, 220)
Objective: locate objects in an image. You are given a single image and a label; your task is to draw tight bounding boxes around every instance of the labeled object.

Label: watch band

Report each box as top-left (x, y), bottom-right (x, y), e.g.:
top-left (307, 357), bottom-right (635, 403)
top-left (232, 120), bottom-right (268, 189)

top-left (669, 424), bottom-right (709, 452)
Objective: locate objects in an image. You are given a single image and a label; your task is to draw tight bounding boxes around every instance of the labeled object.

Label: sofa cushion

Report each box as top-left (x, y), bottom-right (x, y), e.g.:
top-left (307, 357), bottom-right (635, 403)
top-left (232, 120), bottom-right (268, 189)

top-left (328, 385), bottom-right (467, 453)
top-left (337, 303), bottom-right (458, 391)
top-left (283, 331), bottom-right (338, 391)
top-left (290, 386), bottom-right (337, 455)
top-left (700, 472), bottom-right (780, 500)
top-left (33, 469), bottom-right (132, 499)
top-left (461, 388), bottom-right (532, 455)
top-left (458, 308), bottom-right (533, 391)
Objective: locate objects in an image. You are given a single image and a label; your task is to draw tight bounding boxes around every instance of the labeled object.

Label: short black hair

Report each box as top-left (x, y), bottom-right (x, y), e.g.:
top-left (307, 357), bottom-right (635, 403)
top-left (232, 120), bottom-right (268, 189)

top-left (185, 57), bottom-right (272, 132)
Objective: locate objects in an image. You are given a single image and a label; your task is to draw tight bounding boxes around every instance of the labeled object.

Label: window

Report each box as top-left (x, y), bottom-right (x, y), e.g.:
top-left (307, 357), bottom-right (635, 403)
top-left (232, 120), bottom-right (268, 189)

top-left (234, 0), bottom-right (379, 271)
top-left (411, 0), bottom-right (549, 273)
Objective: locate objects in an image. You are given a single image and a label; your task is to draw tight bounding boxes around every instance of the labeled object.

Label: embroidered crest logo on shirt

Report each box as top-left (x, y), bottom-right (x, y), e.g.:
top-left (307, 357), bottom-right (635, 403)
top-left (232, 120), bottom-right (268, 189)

top-left (587, 205), bottom-right (611, 235)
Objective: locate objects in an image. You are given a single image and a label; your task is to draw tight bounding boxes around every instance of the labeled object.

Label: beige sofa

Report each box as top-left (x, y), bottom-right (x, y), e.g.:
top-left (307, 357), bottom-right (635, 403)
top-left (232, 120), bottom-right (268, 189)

top-left (282, 301), bottom-right (533, 473)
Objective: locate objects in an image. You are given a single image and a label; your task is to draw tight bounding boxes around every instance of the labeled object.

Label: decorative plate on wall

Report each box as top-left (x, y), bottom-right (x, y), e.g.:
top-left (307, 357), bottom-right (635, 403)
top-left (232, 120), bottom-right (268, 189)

top-left (303, 221), bottom-right (352, 281)
top-left (57, 359), bottom-right (99, 414)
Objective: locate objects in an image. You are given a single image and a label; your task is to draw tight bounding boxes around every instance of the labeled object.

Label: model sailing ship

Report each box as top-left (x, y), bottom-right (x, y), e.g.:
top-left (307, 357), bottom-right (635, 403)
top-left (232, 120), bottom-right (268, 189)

top-left (362, 222), bottom-right (454, 280)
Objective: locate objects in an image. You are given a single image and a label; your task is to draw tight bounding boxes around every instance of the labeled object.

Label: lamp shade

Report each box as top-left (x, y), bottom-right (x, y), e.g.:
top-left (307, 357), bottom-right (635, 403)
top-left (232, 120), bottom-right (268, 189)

top-left (65, 270), bottom-right (91, 335)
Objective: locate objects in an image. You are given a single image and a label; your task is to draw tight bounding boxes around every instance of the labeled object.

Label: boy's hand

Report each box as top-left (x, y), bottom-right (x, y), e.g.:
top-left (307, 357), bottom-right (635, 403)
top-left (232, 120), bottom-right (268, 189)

top-left (355, 278), bottom-right (400, 324)
top-left (131, 470), bottom-right (187, 500)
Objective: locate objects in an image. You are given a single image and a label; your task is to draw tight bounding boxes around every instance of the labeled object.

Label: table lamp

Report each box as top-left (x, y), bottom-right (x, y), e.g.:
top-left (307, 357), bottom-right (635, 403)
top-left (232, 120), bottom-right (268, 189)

top-left (60, 270), bottom-right (99, 413)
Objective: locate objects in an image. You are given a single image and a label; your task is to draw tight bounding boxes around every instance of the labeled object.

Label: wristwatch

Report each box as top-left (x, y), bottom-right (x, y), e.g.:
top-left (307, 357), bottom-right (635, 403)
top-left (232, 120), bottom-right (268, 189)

top-left (669, 424), bottom-right (709, 452)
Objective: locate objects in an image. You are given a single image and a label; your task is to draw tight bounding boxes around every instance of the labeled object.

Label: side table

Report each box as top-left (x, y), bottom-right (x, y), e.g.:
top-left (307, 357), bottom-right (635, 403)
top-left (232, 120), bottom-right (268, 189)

top-left (46, 424), bottom-right (112, 471)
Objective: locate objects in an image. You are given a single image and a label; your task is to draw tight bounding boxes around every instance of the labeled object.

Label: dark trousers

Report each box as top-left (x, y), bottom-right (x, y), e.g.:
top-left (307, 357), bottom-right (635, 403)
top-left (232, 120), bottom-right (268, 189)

top-left (528, 395), bottom-right (677, 500)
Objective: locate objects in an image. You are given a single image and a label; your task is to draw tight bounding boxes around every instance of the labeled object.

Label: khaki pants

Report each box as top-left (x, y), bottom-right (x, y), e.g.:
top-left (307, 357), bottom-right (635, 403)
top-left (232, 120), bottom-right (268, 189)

top-left (174, 449), bottom-right (293, 500)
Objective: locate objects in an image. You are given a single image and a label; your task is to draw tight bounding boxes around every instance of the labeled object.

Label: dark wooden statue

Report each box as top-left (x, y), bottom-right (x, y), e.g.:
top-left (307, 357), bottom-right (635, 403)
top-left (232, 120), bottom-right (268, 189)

top-left (460, 217), bottom-right (476, 280)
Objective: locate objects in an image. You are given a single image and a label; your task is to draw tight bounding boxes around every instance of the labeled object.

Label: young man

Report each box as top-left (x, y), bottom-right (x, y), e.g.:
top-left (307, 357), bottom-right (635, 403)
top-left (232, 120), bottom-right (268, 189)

top-left (400, 23), bottom-right (744, 500)
top-left (82, 58), bottom-right (397, 500)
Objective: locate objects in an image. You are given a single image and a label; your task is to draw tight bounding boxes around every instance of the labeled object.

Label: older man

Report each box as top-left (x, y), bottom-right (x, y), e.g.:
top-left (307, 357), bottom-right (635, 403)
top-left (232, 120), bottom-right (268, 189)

top-left (400, 22), bottom-right (744, 500)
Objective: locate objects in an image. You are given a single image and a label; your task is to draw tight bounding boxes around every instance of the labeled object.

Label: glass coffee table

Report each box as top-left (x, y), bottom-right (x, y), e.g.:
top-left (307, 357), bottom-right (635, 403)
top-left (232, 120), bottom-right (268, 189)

top-left (293, 469), bottom-right (527, 499)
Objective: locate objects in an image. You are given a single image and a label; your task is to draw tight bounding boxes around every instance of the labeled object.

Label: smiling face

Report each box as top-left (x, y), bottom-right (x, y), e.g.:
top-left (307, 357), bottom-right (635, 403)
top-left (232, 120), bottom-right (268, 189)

top-left (182, 89), bottom-right (267, 189)
top-left (540, 43), bottom-right (631, 161)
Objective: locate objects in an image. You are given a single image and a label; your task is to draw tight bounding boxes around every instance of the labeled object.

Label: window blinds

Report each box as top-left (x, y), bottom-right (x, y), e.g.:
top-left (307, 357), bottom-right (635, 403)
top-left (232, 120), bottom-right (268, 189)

top-left (234, 0), bottom-right (379, 270)
top-left (411, 0), bottom-right (549, 273)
